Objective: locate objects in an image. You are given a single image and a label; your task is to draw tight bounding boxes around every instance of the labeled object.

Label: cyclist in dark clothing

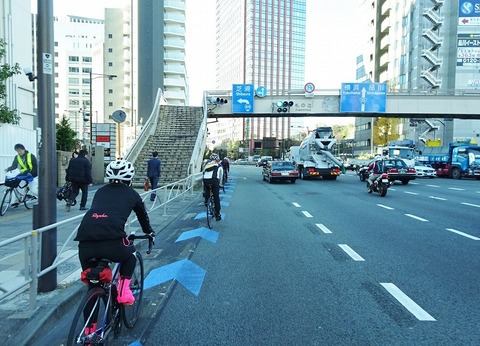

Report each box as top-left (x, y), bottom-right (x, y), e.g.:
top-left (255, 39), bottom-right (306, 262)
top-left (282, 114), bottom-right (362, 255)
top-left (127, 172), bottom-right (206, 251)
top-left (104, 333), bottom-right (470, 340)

top-left (74, 159), bottom-right (155, 306)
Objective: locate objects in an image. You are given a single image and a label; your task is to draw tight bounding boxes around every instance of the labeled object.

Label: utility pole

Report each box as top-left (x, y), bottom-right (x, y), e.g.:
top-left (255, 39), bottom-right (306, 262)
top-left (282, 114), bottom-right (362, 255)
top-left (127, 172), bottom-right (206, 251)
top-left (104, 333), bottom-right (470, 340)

top-left (35, 0), bottom-right (57, 292)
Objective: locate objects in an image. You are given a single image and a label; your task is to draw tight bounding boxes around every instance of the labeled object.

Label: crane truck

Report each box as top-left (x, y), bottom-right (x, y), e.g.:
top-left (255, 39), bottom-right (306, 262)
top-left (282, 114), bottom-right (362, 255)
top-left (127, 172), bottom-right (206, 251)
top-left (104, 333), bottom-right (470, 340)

top-left (290, 127), bottom-right (344, 180)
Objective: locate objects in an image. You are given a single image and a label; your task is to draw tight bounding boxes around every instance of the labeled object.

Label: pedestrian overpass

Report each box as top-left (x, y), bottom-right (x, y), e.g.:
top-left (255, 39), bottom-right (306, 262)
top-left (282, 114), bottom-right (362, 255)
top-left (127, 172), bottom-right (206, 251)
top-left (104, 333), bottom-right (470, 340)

top-left (204, 89), bottom-right (480, 119)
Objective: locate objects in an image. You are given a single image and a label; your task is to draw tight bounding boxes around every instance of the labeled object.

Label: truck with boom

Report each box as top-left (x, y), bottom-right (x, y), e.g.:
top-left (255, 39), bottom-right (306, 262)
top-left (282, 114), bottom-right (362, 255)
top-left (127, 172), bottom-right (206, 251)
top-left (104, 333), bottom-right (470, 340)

top-left (290, 127), bottom-right (344, 180)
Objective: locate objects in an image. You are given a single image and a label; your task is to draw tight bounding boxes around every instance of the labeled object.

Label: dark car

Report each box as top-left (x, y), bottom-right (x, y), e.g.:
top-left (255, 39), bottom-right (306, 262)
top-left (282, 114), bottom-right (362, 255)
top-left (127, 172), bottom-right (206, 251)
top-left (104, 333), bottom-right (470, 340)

top-left (256, 158), bottom-right (269, 167)
top-left (262, 161), bottom-right (298, 184)
top-left (358, 158), bottom-right (416, 185)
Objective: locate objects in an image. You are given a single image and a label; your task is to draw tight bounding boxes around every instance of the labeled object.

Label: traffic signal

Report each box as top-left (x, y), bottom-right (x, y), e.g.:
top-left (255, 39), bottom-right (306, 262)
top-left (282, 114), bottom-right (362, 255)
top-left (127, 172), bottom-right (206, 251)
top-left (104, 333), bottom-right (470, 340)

top-left (208, 97), bottom-right (228, 105)
top-left (274, 100), bottom-right (294, 113)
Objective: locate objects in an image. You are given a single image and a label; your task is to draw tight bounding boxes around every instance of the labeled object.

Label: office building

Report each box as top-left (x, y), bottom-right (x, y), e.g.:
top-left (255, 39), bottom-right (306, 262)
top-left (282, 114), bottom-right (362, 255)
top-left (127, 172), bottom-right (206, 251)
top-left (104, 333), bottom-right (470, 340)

top-left (354, 0), bottom-right (480, 156)
top-left (213, 0), bottom-right (306, 154)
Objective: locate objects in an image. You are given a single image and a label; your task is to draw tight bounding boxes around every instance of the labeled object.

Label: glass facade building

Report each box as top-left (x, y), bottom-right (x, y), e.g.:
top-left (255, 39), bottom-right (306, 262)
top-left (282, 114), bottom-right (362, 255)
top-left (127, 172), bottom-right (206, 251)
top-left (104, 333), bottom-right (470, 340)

top-left (214, 0), bottom-right (306, 151)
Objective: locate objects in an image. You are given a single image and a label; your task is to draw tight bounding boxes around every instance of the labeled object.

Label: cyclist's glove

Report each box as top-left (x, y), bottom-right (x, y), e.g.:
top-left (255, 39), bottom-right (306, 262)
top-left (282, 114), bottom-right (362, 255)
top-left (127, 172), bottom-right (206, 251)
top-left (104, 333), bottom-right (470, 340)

top-left (147, 230), bottom-right (156, 245)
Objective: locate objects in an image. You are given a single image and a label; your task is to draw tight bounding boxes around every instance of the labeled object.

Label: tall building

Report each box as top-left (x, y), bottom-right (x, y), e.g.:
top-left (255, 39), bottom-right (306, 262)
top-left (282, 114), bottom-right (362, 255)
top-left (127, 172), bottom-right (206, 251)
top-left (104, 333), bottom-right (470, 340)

top-left (53, 15), bottom-right (104, 147)
top-left (213, 0), bottom-right (306, 153)
top-left (354, 0), bottom-right (480, 156)
top-left (137, 0), bottom-right (187, 123)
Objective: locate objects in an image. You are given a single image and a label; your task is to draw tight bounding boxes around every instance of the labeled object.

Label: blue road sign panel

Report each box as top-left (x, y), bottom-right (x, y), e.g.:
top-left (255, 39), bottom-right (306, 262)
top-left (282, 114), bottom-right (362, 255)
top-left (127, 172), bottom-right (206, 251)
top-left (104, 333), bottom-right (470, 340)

top-left (340, 82), bottom-right (387, 113)
top-left (256, 86), bottom-right (267, 97)
top-left (232, 84), bottom-right (254, 114)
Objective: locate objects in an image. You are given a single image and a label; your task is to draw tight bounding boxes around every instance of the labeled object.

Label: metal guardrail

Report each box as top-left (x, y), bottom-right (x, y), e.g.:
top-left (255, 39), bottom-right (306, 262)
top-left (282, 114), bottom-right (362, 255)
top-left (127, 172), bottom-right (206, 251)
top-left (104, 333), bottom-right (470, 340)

top-left (0, 172), bottom-right (202, 310)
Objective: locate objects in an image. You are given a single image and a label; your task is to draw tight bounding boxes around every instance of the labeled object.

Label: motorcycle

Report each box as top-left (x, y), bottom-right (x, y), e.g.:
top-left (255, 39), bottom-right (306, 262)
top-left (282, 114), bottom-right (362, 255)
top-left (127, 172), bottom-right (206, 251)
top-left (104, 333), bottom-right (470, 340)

top-left (367, 173), bottom-right (390, 197)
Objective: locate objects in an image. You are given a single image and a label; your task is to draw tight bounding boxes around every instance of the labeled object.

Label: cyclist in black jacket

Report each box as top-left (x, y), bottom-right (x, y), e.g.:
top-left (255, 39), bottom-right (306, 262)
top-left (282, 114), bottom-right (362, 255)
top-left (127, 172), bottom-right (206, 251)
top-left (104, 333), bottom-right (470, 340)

top-left (74, 159), bottom-right (155, 305)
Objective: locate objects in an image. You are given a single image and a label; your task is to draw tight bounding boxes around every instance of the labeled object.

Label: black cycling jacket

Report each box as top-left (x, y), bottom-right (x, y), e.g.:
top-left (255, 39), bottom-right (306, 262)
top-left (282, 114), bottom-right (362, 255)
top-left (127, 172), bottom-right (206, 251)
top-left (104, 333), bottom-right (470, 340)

top-left (74, 183), bottom-right (153, 242)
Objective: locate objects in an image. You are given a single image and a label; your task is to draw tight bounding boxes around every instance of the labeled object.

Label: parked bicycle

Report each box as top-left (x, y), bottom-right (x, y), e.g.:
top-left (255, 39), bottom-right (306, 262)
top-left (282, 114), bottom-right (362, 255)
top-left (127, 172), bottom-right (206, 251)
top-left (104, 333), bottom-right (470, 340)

top-left (1, 177), bottom-right (36, 216)
top-left (66, 233), bottom-right (154, 346)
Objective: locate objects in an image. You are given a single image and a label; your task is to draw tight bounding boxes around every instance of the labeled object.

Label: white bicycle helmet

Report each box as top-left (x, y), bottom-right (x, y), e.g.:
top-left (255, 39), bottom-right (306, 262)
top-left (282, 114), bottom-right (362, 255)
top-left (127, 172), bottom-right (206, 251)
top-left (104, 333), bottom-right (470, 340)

top-left (210, 153), bottom-right (220, 161)
top-left (105, 159), bottom-right (135, 182)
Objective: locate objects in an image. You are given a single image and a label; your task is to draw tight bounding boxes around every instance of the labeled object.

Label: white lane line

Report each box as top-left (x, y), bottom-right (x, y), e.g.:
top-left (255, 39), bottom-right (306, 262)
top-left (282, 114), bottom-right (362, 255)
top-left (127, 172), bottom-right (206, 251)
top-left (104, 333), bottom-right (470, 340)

top-left (428, 196), bottom-right (447, 201)
top-left (380, 283), bottom-right (436, 321)
top-left (461, 202), bottom-right (480, 208)
top-left (302, 211), bottom-right (313, 218)
top-left (377, 204), bottom-right (394, 210)
top-left (292, 202), bottom-right (301, 208)
top-left (405, 214), bottom-right (429, 222)
top-left (316, 223), bottom-right (332, 234)
top-left (426, 184), bottom-right (440, 187)
top-left (446, 228), bottom-right (480, 241)
top-left (409, 182), bottom-right (419, 185)
top-left (404, 191), bottom-right (418, 195)
top-left (338, 244), bottom-right (365, 261)
top-left (448, 187), bottom-right (465, 191)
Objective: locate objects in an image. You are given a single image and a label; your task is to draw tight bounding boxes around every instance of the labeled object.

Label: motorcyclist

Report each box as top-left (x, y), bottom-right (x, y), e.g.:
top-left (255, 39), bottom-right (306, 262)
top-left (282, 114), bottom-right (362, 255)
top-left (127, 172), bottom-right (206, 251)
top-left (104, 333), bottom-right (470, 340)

top-left (367, 158), bottom-right (384, 191)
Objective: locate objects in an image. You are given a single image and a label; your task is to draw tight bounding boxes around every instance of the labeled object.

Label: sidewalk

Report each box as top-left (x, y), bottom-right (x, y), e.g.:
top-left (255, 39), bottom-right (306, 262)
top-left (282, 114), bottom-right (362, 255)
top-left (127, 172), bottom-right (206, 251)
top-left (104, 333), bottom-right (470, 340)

top-left (0, 185), bottom-right (202, 346)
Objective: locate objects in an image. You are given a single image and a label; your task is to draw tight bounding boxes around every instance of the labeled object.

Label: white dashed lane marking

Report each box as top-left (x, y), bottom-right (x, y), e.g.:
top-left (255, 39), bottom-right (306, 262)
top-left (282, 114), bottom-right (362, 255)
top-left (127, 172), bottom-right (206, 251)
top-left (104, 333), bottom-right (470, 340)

top-left (461, 202), bottom-right (480, 208)
top-left (380, 283), bottom-right (436, 321)
top-left (405, 214), bottom-right (429, 222)
top-left (377, 204), bottom-right (394, 210)
top-left (428, 196), bottom-right (447, 201)
top-left (338, 244), bottom-right (365, 261)
top-left (404, 191), bottom-right (418, 195)
top-left (292, 202), bottom-right (301, 208)
top-left (446, 228), bottom-right (480, 241)
top-left (316, 224), bottom-right (332, 234)
top-left (448, 187), bottom-right (465, 191)
top-left (302, 211), bottom-right (313, 218)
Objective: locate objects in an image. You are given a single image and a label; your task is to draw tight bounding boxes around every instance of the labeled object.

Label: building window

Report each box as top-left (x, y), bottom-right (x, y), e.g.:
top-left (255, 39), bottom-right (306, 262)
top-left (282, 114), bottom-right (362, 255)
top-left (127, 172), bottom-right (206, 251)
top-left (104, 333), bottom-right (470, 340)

top-left (108, 33), bottom-right (113, 39)
top-left (108, 102), bottom-right (113, 107)
top-left (108, 89), bottom-right (113, 94)
top-left (108, 48), bottom-right (113, 53)
top-left (108, 62), bottom-right (113, 67)
top-left (69, 89), bottom-right (80, 96)
top-left (82, 67), bottom-right (92, 74)
top-left (69, 78), bottom-right (79, 85)
top-left (69, 100), bottom-right (80, 106)
top-left (82, 78), bottom-right (90, 85)
top-left (69, 56), bottom-right (79, 62)
top-left (69, 67), bottom-right (79, 73)
top-left (83, 57), bottom-right (92, 63)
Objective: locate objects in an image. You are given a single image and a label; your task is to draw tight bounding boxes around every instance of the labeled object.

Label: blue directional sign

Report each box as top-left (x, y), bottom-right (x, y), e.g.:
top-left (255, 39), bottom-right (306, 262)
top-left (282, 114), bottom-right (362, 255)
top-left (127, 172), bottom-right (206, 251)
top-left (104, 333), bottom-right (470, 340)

top-left (256, 86), bottom-right (267, 97)
top-left (232, 84), bottom-right (254, 114)
top-left (340, 82), bottom-right (387, 113)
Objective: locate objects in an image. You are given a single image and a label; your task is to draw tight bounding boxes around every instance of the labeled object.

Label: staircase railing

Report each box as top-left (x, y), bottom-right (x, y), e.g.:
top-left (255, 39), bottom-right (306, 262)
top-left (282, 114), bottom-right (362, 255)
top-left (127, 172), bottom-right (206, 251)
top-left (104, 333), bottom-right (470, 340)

top-left (187, 91), bottom-right (208, 176)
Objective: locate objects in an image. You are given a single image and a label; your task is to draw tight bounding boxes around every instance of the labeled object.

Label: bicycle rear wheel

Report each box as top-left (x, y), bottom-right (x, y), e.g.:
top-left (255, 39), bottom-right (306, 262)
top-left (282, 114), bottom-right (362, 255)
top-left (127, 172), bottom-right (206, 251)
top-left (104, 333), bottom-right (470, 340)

top-left (206, 198), bottom-right (215, 229)
top-left (122, 251), bottom-right (144, 328)
top-left (0, 189), bottom-right (13, 216)
top-left (67, 287), bottom-right (109, 346)
top-left (23, 189), bottom-right (36, 209)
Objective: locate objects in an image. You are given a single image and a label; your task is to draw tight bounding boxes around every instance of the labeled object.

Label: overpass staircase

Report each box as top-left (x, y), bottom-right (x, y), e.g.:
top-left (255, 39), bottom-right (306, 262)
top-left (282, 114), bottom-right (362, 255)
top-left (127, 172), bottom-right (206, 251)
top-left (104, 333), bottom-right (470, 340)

top-left (125, 89), bottom-right (208, 188)
top-left (131, 105), bottom-right (203, 187)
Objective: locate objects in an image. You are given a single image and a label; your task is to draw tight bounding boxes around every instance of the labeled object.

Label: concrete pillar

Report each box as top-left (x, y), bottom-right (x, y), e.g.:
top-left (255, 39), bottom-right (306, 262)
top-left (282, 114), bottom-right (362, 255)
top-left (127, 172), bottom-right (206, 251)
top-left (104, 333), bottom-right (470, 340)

top-left (92, 146), bottom-right (105, 184)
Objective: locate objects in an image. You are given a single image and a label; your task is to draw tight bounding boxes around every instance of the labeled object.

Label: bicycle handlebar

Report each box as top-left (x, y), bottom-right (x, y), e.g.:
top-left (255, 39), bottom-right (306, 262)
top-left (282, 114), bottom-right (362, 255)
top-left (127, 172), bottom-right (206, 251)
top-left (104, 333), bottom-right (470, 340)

top-left (128, 233), bottom-right (155, 254)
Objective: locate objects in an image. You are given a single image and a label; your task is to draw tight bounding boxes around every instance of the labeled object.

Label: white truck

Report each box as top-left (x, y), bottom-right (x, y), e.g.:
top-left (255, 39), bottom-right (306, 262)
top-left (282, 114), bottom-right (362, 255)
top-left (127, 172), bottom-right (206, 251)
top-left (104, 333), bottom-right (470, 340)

top-left (290, 127), bottom-right (344, 180)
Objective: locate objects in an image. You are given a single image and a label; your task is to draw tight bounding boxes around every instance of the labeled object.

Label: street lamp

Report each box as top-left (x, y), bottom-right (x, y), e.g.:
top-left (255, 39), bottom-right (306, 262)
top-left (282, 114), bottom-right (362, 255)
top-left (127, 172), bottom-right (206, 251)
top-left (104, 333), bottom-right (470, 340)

top-left (89, 71), bottom-right (117, 151)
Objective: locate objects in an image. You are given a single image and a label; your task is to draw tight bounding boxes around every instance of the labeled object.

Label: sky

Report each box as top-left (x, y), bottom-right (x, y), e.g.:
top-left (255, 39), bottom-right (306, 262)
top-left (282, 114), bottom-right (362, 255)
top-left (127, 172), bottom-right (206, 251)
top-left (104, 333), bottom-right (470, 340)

top-left (33, 0), bottom-right (362, 126)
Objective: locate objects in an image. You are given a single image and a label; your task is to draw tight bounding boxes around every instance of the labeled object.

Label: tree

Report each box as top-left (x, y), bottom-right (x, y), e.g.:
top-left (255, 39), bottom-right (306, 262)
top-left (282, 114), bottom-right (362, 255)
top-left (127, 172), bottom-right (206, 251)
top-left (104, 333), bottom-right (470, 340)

top-left (56, 115), bottom-right (79, 151)
top-left (0, 39), bottom-right (22, 125)
top-left (227, 140), bottom-right (240, 160)
top-left (372, 117), bottom-right (401, 147)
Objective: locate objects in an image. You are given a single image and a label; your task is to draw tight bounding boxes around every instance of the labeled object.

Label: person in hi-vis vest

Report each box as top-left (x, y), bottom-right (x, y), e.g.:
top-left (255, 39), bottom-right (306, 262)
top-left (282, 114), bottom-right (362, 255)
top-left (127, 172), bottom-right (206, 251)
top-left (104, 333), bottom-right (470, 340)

top-left (4, 143), bottom-right (38, 206)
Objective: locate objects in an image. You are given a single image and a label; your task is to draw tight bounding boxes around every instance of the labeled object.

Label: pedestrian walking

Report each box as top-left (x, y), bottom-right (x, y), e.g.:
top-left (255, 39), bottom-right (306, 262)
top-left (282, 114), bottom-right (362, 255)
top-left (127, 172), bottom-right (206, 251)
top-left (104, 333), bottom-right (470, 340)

top-left (146, 151), bottom-right (161, 201)
top-left (65, 149), bottom-right (93, 211)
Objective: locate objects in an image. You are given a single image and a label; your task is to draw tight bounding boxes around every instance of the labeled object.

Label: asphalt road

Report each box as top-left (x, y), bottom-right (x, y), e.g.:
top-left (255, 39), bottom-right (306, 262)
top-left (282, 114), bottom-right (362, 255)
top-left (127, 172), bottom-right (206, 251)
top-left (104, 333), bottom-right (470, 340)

top-left (41, 166), bottom-right (480, 345)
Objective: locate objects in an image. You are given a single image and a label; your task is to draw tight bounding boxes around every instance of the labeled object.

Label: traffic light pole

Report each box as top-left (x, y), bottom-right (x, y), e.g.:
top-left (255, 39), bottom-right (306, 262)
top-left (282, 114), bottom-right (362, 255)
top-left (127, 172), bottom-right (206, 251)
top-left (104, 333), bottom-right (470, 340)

top-left (35, 0), bottom-right (57, 292)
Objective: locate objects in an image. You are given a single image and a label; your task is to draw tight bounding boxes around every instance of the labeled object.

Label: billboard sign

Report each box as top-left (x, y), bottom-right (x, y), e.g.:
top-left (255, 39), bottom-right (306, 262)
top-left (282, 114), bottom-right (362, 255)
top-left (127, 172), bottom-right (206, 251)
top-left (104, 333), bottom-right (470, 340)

top-left (459, 0), bottom-right (480, 25)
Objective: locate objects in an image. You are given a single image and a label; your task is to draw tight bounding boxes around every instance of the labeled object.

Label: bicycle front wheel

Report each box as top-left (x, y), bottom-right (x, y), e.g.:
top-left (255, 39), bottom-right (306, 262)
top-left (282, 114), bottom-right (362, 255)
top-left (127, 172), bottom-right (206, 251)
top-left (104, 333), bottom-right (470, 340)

top-left (122, 251), bottom-right (144, 328)
top-left (67, 287), bottom-right (109, 346)
top-left (0, 189), bottom-right (13, 216)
